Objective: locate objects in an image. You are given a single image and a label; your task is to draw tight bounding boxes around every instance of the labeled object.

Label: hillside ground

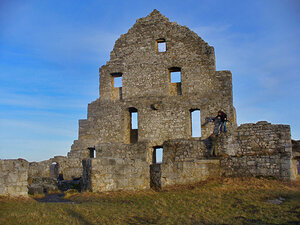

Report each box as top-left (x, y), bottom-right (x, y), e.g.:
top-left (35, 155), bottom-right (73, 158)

top-left (0, 177), bottom-right (299, 225)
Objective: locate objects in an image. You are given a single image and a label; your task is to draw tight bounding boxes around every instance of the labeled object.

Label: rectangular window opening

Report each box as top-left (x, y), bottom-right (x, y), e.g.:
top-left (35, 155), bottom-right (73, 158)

top-left (169, 67), bottom-right (182, 96)
top-left (191, 109), bottom-right (201, 137)
top-left (88, 147), bottom-right (96, 158)
top-left (111, 72), bottom-right (123, 100)
top-left (113, 76), bottom-right (122, 88)
top-left (170, 71), bottom-right (181, 83)
top-left (129, 108), bottom-right (138, 143)
top-left (157, 39), bottom-right (166, 52)
top-left (111, 72), bottom-right (123, 88)
top-left (131, 112), bottom-right (138, 129)
top-left (153, 147), bottom-right (163, 164)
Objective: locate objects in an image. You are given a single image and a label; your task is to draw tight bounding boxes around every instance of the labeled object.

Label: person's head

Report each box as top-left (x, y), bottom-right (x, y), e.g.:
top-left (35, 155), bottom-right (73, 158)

top-left (218, 110), bottom-right (222, 115)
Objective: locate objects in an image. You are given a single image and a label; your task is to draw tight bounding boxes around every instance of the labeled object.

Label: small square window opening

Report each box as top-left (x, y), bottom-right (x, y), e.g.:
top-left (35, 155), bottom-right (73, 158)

top-left (170, 71), bottom-right (181, 83)
top-left (114, 76), bottom-right (122, 88)
top-left (156, 39), bottom-right (166, 52)
top-left (158, 42), bottom-right (166, 52)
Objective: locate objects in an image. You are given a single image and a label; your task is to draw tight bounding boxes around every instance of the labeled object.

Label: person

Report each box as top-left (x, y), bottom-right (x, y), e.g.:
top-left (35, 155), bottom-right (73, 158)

top-left (57, 173), bottom-right (64, 181)
top-left (211, 110), bottom-right (227, 134)
top-left (218, 110), bottom-right (227, 133)
top-left (209, 133), bottom-right (218, 156)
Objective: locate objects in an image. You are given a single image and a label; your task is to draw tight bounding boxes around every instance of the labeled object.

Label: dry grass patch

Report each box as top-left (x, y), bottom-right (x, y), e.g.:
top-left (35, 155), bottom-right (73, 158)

top-left (0, 177), bottom-right (299, 225)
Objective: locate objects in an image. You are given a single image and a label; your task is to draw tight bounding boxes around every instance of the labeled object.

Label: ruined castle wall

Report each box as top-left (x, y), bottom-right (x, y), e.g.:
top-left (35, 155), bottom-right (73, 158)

top-left (102, 11), bottom-right (216, 101)
top-left (151, 139), bottom-right (220, 188)
top-left (220, 122), bottom-right (295, 180)
top-left (82, 158), bottom-right (149, 192)
top-left (159, 159), bottom-right (220, 188)
top-left (77, 96), bottom-right (235, 148)
top-left (68, 10), bottom-right (237, 158)
top-left (83, 142), bottom-right (150, 192)
top-left (0, 159), bottom-right (29, 196)
top-left (292, 140), bottom-right (300, 177)
top-left (28, 156), bottom-right (82, 180)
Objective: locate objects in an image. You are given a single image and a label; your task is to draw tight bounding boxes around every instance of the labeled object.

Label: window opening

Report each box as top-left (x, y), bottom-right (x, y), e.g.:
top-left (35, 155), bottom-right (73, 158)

top-left (191, 109), bottom-right (201, 137)
top-left (153, 147), bottom-right (163, 164)
top-left (131, 112), bottom-right (138, 129)
top-left (129, 107), bottom-right (138, 143)
top-left (111, 72), bottom-right (123, 100)
top-left (50, 162), bottom-right (59, 178)
top-left (114, 76), bottom-right (122, 88)
top-left (111, 72), bottom-right (123, 88)
top-left (170, 71), bottom-right (181, 83)
top-left (156, 39), bottom-right (166, 52)
top-left (169, 67), bottom-right (182, 95)
top-left (89, 147), bottom-right (96, 158)
top-left (297, 160), bottom-right (300, 175)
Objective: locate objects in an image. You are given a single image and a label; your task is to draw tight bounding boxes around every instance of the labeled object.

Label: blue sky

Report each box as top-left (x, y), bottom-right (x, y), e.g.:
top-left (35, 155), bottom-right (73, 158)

top-left (0, 0), bottom-right (299, 161)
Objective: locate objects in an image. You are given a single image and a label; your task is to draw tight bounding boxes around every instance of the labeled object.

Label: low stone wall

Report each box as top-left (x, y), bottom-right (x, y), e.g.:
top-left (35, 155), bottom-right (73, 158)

top-left (82, 142), bottom-right (150, 192)
top-left (82, 157), bottom-right (149, 192)
top-left (221, 155), bottom-right (293, 179)
top-left (150, 164), bottom-right (161, 189)
top-left (0, 159), bottom-right (29, 196)
top-left (28, 156), bottom-right (83, 181)
top-left (160, 159), bottom-right (220, 187)
top-left (220, 121), bottom-right (295, 180)
top-left (153, 139), bottom-right (221, 188)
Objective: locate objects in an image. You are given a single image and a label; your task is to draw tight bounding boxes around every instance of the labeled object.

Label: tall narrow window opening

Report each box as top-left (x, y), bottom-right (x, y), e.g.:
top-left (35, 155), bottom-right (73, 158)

top-left (153, 147), bottom-right (163, 164)
top-left (88, 147), bottom-right (96, 158)
top-left (156, 39), bottom-right (166, 52)
top-left (191, 109), bottom-right (201, 137)
top-left (129, 107), bottom-right (138, 143)
top-left (111, 72), bottom-right (123, 100)
top-left (169, 67), bottom-right (182, 95)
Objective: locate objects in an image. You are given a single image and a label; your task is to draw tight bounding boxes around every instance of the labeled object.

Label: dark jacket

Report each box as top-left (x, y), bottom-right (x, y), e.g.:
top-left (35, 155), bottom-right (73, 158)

top-left (213, 111), bottom-right (227, 123)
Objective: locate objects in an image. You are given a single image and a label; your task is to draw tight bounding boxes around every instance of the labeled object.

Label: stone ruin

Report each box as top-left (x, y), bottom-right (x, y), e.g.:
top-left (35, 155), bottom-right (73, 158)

top-left (1, 10), bottom-right (299, 196)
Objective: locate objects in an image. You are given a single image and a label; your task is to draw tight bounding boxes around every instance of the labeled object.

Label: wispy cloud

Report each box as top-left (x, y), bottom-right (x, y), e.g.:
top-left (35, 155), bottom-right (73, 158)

top-left (0, 118), bottom-right (77, 138)
top-left (192, 21), bottom-right (300, 138)
top-left (0, 89), bottom-right (88, 110)
top-left (0, 138), bottom-right (72, 162)
top-left (0, 2), bottom-right (119, 65)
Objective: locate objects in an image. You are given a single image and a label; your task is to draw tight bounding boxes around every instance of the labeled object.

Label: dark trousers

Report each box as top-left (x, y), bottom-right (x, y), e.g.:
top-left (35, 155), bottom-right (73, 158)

top-left (220, 121), bottom-right (227, 132)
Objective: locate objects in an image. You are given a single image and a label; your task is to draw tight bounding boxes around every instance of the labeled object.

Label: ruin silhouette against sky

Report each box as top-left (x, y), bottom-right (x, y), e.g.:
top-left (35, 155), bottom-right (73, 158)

top-left (0, 0), bottom-right (299, 161)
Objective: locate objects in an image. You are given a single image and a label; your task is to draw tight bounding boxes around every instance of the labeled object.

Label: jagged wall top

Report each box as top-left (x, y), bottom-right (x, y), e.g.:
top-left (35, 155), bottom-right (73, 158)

top-left (108, 9), bottom-right (215, 67)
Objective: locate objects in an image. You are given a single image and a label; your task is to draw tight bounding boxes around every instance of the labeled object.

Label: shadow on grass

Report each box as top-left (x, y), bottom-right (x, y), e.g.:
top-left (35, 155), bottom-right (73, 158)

top-left (65, 208), bottom-right (94, 225)
top-left (125, 215), bottom-right (160, 225)
top-left (34, 193), bottom-right (73, 203)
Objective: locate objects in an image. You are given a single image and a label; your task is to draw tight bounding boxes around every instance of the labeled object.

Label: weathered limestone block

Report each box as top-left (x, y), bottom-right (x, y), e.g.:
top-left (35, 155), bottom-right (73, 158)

top-left (220, 121), bottom-right (295, 180)
top-left (28, 155), bottom-right (83, 182)
top-left (82, 158), bottom-right (149, 192)
top-left (0, 159), bottom-right (29, 196)
top-left (159, 159), bottom-right (220, 187)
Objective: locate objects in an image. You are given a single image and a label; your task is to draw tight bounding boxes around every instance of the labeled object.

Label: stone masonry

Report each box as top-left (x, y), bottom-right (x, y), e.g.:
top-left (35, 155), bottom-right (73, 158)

top-left (0, 10), bottom-right (297, 196)
top-left (79, 10), bottom-right (295, 191)
top-left (80, 10), bottom-right (237, 192)
top-left (219, 121), bottom-right (295, 180)
top-left (0, 159), bottom-right (29, 196)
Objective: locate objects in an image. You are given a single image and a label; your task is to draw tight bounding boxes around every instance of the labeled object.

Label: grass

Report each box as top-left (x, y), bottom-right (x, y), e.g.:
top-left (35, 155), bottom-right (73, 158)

top-left (0, 177), bottom-right (299, 225)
